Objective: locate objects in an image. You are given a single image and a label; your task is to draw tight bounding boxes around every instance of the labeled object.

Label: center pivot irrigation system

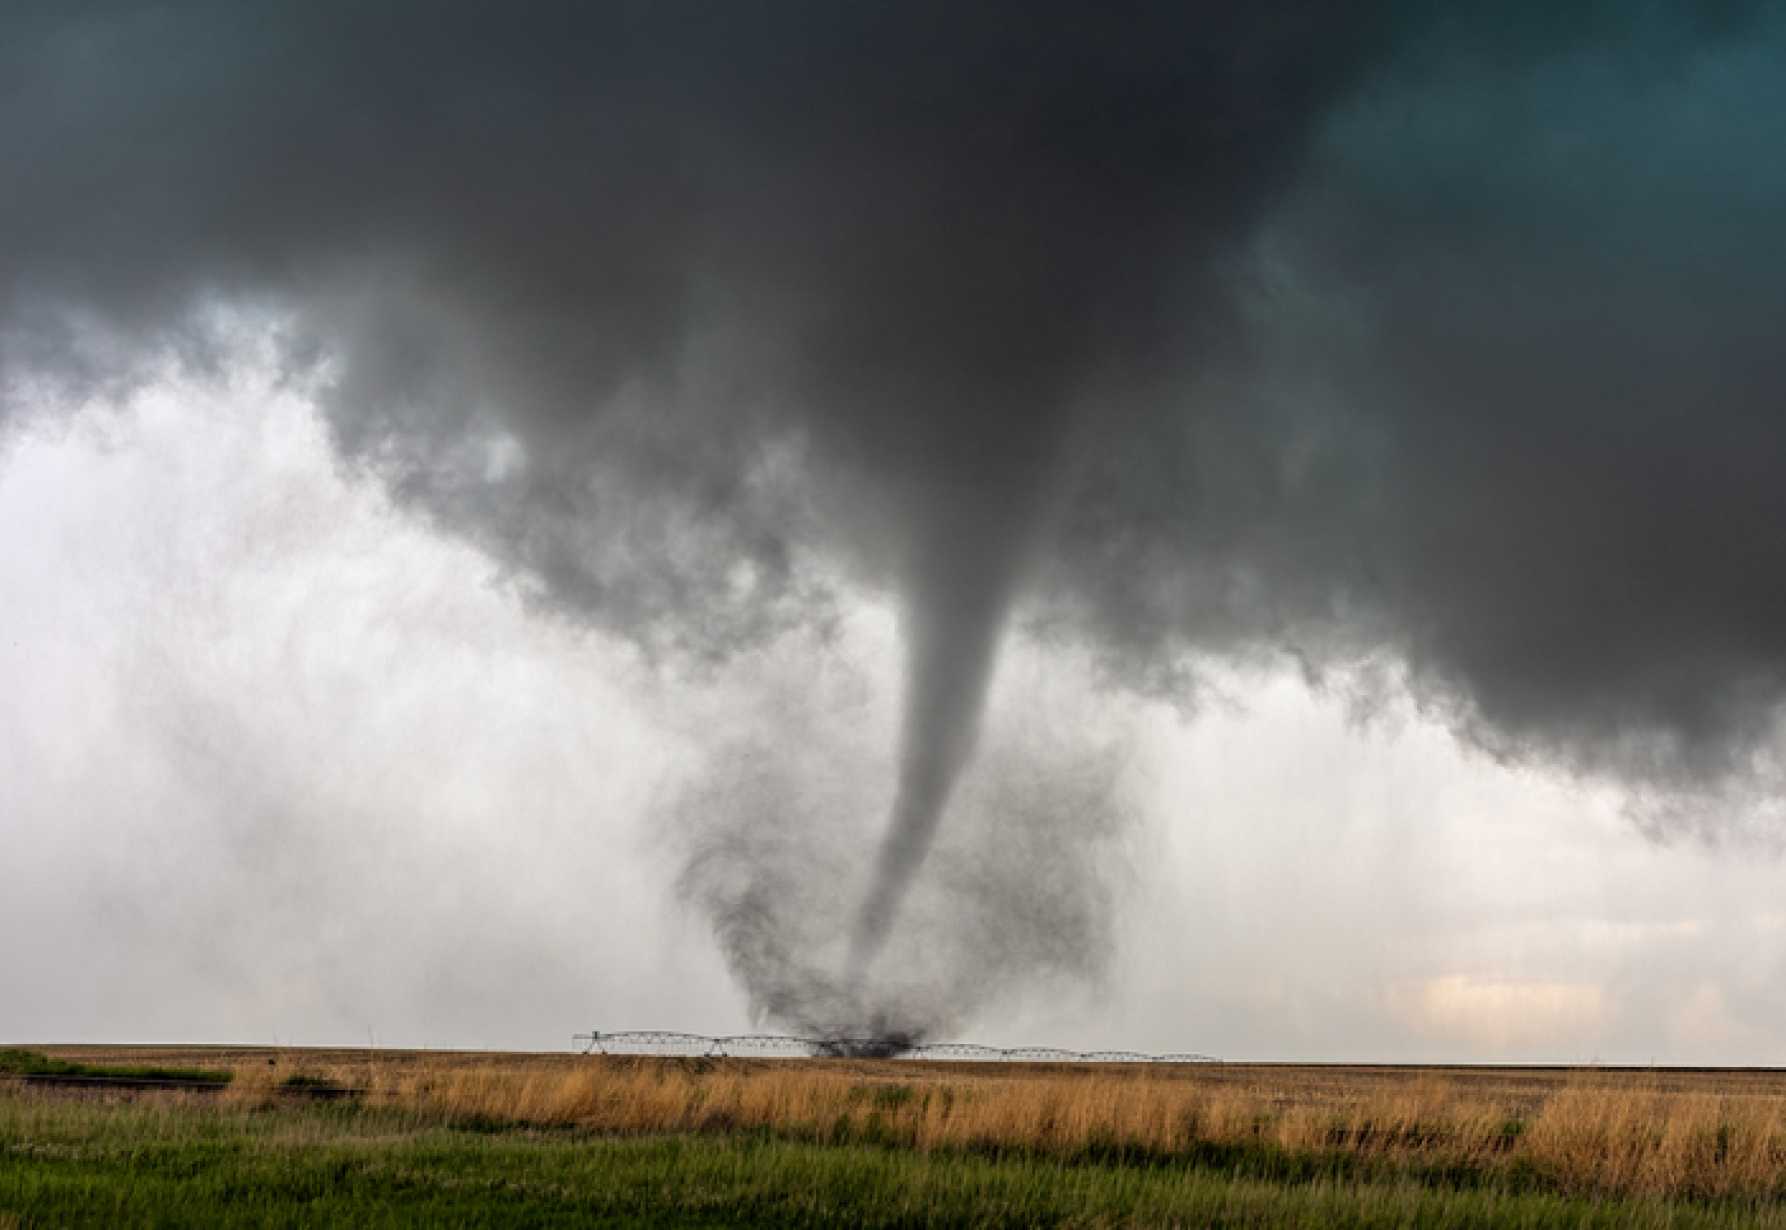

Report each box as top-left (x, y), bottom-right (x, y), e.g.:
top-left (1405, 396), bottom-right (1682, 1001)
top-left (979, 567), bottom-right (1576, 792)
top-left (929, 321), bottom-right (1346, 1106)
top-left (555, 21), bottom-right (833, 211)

top-left (573, 1031), bottom-right (1219, 1064)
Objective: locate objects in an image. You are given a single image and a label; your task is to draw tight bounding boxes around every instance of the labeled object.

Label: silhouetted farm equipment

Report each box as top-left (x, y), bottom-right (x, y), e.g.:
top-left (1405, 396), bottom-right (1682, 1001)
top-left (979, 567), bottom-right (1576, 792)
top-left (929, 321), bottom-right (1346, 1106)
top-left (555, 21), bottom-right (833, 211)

top-left (572, 1030), bottom-right (1217, 1063)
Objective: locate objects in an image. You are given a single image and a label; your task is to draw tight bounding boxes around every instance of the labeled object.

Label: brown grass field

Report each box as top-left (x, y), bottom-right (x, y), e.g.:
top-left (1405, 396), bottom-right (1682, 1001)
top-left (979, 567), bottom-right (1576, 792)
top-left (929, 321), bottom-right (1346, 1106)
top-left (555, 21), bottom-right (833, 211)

top-left (22, 1045), bottom-right (1786, 1202)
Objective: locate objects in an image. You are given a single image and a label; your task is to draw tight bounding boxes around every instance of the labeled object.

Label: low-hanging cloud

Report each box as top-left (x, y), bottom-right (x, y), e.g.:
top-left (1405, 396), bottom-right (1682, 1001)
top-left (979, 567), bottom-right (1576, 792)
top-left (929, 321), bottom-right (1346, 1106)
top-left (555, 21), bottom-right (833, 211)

top-left (1040, 3), bottom-right (1786, 831)
top-left (5, 1), bottom-right (1786, 1034)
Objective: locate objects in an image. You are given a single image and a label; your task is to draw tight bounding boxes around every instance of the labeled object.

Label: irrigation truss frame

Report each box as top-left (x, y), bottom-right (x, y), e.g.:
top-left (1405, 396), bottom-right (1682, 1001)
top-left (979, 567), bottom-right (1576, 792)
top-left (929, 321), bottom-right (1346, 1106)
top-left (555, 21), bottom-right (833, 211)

top-left (571, 1030), bottom-right (1217, 1064)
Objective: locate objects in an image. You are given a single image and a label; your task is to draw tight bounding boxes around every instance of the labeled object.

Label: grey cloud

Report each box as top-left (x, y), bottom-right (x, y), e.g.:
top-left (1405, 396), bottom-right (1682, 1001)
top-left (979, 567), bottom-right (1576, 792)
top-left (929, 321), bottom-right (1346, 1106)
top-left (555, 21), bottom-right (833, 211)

top-left (1041, 4), bottom-right (1786, 826)
top-left (5, 2), bottom-right (1785, 1034)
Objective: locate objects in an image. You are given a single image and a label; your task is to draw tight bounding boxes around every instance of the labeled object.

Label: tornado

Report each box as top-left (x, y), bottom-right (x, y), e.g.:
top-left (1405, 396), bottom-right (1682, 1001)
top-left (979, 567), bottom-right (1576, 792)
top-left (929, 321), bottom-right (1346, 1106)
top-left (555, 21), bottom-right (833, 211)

top-left (848, 436), bottom-right (1058, 973)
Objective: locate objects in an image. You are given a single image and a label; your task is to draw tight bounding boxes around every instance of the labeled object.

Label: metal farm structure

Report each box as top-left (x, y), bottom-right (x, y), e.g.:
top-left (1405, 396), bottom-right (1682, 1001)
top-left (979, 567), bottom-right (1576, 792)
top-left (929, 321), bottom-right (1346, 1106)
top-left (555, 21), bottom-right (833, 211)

top-left (573, 1030), bottom-right (1217, 1064)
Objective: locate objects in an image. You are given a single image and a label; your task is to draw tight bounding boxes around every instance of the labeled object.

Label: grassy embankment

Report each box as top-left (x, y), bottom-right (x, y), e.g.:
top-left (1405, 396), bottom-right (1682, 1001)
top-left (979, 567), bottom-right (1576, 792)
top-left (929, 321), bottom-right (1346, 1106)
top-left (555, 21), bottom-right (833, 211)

top-left (0, 1049), bottom-right (230, 1086)
top-left (5, 1048), bottom-right (1786, 1226)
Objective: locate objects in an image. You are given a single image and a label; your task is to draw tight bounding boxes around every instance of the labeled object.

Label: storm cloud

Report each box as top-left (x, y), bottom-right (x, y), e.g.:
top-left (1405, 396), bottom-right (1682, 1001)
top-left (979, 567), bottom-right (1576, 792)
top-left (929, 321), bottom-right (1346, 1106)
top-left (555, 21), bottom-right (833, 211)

top-left (1040, 2), bottom-right (1786, 829)
top-left (5, 1), bottom-right (1785, 1033)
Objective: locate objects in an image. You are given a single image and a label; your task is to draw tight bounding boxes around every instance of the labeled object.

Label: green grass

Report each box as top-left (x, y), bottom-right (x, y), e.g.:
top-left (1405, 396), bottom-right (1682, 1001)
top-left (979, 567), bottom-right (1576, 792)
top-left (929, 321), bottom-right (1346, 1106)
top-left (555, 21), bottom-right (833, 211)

top-left (0, 1049), bottom-right (231, 1086)
top-left (5, 1092), bottom-right (1786, 1228)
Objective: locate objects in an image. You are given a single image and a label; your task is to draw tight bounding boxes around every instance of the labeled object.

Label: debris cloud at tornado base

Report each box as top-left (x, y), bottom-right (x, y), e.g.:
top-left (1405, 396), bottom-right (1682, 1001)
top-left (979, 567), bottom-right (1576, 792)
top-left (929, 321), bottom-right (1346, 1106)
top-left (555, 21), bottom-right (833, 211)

top-left (668, 646), bottom-right (1137, 1043)
top-left (5, 3), bottom-right (1786, 1035)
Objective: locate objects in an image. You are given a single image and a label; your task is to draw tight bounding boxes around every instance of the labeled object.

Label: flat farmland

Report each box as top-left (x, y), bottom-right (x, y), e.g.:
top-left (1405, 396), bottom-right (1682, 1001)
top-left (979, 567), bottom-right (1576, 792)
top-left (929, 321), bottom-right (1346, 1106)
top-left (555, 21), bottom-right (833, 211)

top-left (6, 1046), bottom-right (1786, 1226)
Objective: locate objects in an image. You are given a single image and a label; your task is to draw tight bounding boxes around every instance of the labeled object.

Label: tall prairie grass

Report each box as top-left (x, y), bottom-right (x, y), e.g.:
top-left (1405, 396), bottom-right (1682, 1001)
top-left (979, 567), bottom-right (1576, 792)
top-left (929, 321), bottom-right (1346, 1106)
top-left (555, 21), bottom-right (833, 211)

top-left (10, 1089), bottom-right (1784, 1229)
top-left (189, 1052), bottom-right (1786, 1201)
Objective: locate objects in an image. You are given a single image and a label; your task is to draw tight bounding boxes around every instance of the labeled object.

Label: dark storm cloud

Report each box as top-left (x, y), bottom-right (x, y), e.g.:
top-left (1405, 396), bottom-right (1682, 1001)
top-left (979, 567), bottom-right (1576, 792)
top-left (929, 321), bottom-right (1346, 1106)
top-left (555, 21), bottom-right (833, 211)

top-left (5, 1), bottom-right (1786, 1030)
top-left (1040, 2), bottom-right (1786, 827)
top-left (0, 1), bottom-right (1378, 647)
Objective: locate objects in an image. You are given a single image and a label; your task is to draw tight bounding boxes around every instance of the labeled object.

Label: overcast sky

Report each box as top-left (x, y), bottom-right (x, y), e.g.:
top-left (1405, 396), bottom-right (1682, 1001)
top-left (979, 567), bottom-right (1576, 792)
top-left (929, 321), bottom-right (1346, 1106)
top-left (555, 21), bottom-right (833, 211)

top-left (5, 348), bottom-right (1784, 1062)
top-left (5, 3), bottom-right (1786, 1063)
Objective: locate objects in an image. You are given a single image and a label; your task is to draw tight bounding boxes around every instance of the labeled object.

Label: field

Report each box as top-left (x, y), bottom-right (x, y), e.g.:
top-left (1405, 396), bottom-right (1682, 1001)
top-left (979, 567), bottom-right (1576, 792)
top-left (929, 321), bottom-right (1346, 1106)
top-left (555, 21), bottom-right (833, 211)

top-left (6, 1046), bottom-right (1786, 1227)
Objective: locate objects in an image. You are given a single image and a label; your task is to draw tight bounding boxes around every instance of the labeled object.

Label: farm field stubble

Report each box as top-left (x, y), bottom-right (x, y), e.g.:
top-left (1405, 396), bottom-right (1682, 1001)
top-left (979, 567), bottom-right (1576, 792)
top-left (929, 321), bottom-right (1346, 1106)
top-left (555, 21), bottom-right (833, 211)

top-left (5, 1046), bottom-right (1786, 1227)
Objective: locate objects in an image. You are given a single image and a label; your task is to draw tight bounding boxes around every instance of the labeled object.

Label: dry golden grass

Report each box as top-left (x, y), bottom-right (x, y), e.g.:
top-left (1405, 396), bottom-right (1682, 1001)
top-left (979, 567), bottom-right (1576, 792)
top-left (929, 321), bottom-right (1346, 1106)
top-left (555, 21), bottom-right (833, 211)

top-left (34, 1046), bottom-right (1786, 1201)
